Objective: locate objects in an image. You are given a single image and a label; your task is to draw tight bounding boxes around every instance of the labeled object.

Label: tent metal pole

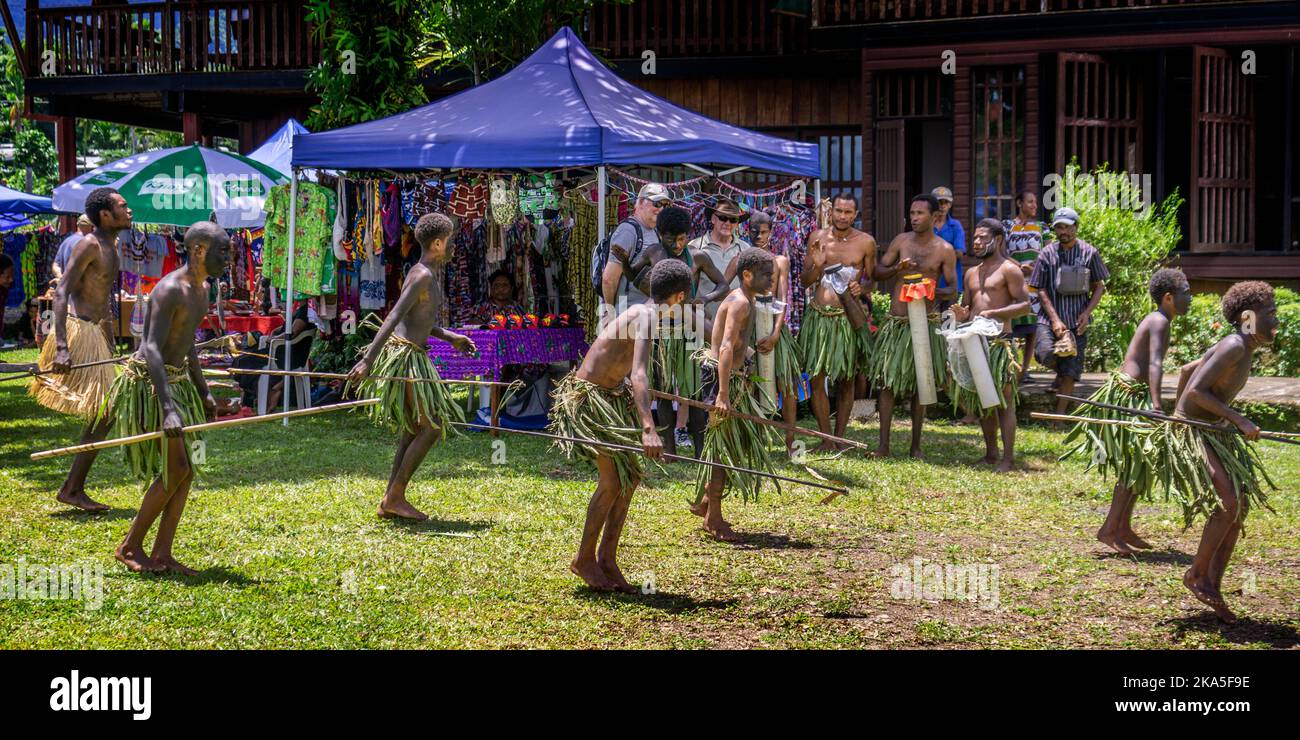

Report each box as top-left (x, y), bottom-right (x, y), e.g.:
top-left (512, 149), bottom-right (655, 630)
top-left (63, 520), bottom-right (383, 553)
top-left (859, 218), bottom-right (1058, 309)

top-left (683, 163), bottom-right (715, 177)
top-left (814, 178), bottom-right (821, 207)
top-left (597, 165), bottom-right (607, 241)
top-left (716, 165), bottom-right (749, 177)
top-left (283, 169), bottom-right (299, 426)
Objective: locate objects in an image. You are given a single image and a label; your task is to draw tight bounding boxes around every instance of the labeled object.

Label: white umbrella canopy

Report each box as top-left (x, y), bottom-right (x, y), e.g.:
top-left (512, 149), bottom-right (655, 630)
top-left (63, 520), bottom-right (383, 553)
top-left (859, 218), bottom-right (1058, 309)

top-left (54, 144), bottom-right (289, 228)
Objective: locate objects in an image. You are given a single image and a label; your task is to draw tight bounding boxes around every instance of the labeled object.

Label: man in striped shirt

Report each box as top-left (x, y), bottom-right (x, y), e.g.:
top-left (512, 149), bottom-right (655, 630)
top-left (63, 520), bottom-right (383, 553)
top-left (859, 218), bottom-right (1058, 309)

top-left (1029, 207), bottom-right (1109, 415)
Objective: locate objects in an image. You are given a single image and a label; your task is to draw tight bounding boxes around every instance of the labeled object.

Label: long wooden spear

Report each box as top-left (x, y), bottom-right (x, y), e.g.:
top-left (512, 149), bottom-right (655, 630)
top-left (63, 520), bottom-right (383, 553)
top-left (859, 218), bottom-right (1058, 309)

top-left (0, 356), bottom-right (124, 383)
top-left (1056, 394), bottom-right (1300, 446)
top-left (1030, 412), bottom-right (1148, 427)
top-left (449, 421), bottom-right (850, 496)
top-left (30, 399), bottom-right (380, 461)
top-left (651, 389), bottom-right (873, 453)
top-left (221, 367), bottom-right (517, 389)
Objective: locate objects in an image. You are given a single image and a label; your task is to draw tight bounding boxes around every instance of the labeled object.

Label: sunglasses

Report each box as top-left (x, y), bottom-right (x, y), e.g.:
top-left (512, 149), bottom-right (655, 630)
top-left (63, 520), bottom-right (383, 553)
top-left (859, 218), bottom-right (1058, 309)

top-left (716, 215), bottom-right (741, 224)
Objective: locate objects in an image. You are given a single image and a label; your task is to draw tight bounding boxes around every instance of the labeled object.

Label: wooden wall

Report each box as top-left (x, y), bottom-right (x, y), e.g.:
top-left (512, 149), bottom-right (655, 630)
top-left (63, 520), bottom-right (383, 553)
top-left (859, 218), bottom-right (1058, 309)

top-left (635, 76), bottom-right (860, 129)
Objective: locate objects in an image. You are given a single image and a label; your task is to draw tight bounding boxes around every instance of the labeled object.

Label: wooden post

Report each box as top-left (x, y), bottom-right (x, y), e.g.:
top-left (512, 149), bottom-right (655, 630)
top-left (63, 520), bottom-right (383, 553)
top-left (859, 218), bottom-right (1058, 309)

top-left (182, 111), bottom-right (202, 144)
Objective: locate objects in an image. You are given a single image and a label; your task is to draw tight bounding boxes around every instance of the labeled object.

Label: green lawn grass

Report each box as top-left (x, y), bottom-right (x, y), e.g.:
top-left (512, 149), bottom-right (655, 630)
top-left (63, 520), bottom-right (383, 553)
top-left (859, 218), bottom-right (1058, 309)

top-left (1, 346), bottom-right (1296, 649)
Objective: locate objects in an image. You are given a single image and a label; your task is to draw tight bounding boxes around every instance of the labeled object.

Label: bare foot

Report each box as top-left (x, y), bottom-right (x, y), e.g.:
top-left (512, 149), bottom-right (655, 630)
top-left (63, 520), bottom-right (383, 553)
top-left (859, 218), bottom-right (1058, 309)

top-left (689, 499), bottom-right (708, 518)
top-left (1184, 570), bottom-right (1237, 624)
top-left (377, 498), bottom-right (428, 521)
top-left (115, 544), bottom-right (163, 573)
top-left (994, 458), bottom-right (1015, 473)
top-left (570, 558), bottom-right (614, 591)
top-left (814, 440), bottom-right (838, 453)
top-left (56, 489), bottom-right (110, 512)
top-left (151, 554), bottom-right (199, 576)
top-left (973, 453), bottom-right (997, 466)
top-left (909, 447), bottom-right (925, 460)
top-left (871, 448), bottom-right (890, 459)
top-left (1120, 530), bottom-right (1153, 550)
top-left (703, 518), bottom-right (739, 542)
top-left (956, 414), bottom-right (978, 425)
top-left (598, 558), bottom-right (637, 594)
top-left (1096, 529), bottom-right (1135, 555)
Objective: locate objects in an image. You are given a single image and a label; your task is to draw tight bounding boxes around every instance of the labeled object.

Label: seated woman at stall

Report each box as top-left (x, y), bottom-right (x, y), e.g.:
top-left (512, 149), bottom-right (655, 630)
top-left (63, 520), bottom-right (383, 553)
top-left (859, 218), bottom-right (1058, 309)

top-left (231, 299), bottom-right (318, 411)
top-left (472, 270), bottom-right (527, 326)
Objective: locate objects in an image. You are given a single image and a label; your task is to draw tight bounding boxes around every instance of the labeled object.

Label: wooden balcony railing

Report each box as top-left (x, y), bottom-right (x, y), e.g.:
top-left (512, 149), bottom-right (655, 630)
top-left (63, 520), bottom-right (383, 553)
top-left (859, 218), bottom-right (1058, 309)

top-left (26, 0), bottom-right (320, 77)
top-left (585, 0), bottom-right (810, 58)
top-left (813, 0), bottom-right (1284, 26)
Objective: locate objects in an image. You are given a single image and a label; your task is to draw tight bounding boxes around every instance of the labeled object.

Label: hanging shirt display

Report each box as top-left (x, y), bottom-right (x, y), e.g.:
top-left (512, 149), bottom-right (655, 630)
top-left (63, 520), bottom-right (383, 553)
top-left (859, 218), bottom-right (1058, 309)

top-left (262, 182), bottom-right (337, 296)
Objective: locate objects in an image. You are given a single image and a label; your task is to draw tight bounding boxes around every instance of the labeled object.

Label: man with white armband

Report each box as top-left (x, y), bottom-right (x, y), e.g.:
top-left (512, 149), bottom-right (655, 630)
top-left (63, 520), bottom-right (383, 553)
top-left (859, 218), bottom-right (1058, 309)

top-left (871, 194), bottom-right (957, 459)
top-left (948, 219), bottom-right (1030, 472)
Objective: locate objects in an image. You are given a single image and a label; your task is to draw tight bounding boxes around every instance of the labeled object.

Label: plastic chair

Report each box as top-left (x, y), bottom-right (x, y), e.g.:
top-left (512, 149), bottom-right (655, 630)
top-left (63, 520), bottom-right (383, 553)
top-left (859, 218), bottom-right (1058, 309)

top-left (257, 327), bottom-right (317, 415)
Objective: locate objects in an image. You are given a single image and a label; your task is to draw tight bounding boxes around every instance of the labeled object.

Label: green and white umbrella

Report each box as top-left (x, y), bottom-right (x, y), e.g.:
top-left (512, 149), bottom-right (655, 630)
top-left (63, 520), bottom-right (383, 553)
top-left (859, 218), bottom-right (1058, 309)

top-left (54, 144), bottom-right (289, 229)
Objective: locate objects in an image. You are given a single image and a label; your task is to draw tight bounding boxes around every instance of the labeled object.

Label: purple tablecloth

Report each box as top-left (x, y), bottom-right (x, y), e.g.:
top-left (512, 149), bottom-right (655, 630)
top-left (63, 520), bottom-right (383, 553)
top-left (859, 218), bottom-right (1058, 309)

top-left (426, 328), bottom-right (588, 381)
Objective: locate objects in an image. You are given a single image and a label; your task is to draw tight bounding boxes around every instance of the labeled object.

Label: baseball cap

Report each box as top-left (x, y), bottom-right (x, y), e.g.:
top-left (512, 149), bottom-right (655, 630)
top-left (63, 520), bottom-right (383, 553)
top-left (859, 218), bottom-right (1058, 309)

top-left (1051, 207), bottom-right (1080, 227)
top-left (931, 186), bottom-right (953, 202)
top-left (637, 183), bottom-right (671, 204)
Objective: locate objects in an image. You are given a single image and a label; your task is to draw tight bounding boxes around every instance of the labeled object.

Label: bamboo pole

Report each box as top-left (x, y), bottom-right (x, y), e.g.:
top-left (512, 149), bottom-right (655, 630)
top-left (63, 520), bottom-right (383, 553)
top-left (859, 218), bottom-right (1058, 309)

top-left (221, 367), bottom-right (517, 389)
top-left (450, 422), bottom-right (849, 496)
top-left (31, 399), bottom-right (380, 461)
top-left (1056, 394), bottom-right (1300, 446)
top-left (0, 356), bottom-right (124, 383)
top-left (1031, 412), bottom-right (1148, 427)
top-left (651, 389), bottom-right (873, 453)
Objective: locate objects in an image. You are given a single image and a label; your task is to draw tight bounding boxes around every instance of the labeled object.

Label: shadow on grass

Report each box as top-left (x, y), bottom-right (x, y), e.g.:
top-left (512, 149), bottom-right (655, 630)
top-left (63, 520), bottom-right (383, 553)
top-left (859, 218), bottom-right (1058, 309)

top-left (730, 531), bottom-right (816, 551)
top-left (48, 506), bottom-right (137, 522)
top-left (574, 587), bottom-right (739, 613)
top-left (1132, 549), bottom-right (1194, 566)
top-left (140, 565), bottom-right (263, 587)
top-left (381, 517), bottom-right (494, 537)
top-left (1165, 614), bottom-right (1300, 648)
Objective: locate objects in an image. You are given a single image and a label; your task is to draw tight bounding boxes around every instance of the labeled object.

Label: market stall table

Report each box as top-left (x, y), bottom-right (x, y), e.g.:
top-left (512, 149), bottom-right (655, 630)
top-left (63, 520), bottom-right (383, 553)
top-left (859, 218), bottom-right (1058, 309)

top-left (201, 314), bottom-right (284, 334)
top-left (428, 327), bottom-right (588, 433)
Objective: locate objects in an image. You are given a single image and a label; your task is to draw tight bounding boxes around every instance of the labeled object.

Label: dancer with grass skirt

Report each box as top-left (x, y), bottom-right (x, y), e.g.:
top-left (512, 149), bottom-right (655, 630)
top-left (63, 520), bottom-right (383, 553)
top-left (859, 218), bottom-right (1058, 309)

top-left (871, 194), bottom-right (957, 459)
top-left (33, 188), bottom-right (132, 512)
top-left (347, 213), bottom-right (475, 522)
top-left (1158, 281), bottom-right (1279, 623)
top-left (949, 219), bottom-right (1031, 472)
top-left (799, 194), bottom-right (877, 452)
top-left (1063, 268), bottom-right (1193, 554)
top-left (106, 222), bottom-right (226, 574)
top-left (690, 248), bottom-right (781, 542)
top-left (552, 260), bottom-right (689, 592)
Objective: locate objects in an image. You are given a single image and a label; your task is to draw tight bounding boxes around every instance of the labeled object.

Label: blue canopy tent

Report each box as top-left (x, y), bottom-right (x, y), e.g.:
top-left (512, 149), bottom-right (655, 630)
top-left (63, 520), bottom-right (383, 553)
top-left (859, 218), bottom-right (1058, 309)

top-left (275, 27), bottom-right (821, 422)
top-left (0, 183), bottom-right (64, 214)
top-left (291, 27), bottom-right (820, 177)
top-left (247, 118), bottom-right (309, 178)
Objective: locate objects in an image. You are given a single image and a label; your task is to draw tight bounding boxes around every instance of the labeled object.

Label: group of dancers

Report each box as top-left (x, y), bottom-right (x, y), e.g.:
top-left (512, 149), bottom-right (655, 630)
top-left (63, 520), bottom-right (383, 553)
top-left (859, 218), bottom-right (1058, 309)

top-left (20, 186), bottom-right (1282, 623)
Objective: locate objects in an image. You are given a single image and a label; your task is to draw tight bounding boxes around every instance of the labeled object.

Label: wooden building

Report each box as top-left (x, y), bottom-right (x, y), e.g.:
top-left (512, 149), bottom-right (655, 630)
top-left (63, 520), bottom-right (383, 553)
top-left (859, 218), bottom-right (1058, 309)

top-left (583, 0), bottom-right (1300, 289)
top-left (8, 0), bottom-right (1299, 287)
top-left (4, 0), bottom-right (320, 184)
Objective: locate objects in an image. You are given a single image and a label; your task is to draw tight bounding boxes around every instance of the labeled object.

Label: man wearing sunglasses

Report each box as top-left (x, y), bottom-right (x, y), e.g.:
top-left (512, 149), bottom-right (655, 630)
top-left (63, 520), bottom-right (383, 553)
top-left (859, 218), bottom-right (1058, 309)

top-left (691, 196), bottom-right (751, 321)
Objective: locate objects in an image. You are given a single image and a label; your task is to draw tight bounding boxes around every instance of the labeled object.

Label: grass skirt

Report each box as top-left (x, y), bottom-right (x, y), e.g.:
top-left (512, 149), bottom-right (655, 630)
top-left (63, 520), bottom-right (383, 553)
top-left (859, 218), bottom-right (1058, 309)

top-left (97, 357), bottom-right (206, 483)
top-left (653, 333), bottom-right (703, 398)
top-left (949, 338), bottom-right (1020, 414)
top-left (1148, 419), bottom-right (1275, 528)
top-left (1061, 371), bottom-right (1152, 494)
top-left (868, 314), bottom-right (946, 400)
top-left (694, 354), bottom-right (780, 503)
top-left (770, 323), bottom-right (802, 392)
top-left (798, 303), bottom-right (860, 383)
top-left (549, 372), bottom-right (645, 493)
top-left (353, 335), bottom-right (465, 438)
top-left (29, 316), bottom-right (116, 419)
